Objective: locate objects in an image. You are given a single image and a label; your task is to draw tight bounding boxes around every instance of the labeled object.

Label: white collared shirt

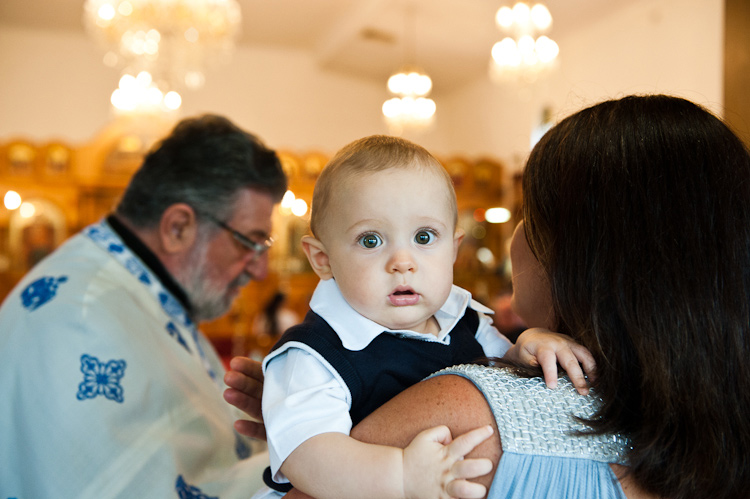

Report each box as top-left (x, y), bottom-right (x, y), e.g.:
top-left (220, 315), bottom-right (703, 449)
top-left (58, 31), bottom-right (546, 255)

top-left (259, 279), bottom-right (512, 488)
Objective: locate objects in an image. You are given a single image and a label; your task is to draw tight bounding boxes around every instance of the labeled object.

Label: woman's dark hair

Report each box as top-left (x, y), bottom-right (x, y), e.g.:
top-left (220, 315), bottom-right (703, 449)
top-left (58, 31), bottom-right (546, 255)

top-left (117, 114), bottom-right (287, 227)
top-left (523, 94), bottom-right (750, 498)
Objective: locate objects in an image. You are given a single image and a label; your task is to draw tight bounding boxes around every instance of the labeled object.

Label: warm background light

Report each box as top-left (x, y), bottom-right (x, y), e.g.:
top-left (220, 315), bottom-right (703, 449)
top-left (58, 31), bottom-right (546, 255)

top-left (490, 2), bottom-right (559, 83)
top-left (4, 191), bottom-right (22, 210)
top-left (83, 0), bottom-right (242, 114)
top-left (279, 190), bottom-right (308, 218)
top-left (290, 199), bottom-right (308, 217)
top-left (19, 202), bottom-right (36, 219)
top-left (485, 207), bottom-right (512, 224)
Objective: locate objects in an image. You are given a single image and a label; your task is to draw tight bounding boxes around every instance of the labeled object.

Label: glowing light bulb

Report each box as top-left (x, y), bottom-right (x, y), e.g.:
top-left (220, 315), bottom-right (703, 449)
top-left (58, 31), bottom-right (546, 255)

top-left (98, 3), bottom-right (115, 21)
top-left (530, 4), bottom-right (552, 30)
top-left (164, 91), bottom-right (182, 110)
top-left (496, 6), bottom-right (514, 28)
top-left (485, 207), bottom-right (512, 224)
top-left (291, 199), bottom-right (308, 217)
top-left (19, 202), bottom-right (36, 218)
top-left (4, 190), bottom-right (22, 210)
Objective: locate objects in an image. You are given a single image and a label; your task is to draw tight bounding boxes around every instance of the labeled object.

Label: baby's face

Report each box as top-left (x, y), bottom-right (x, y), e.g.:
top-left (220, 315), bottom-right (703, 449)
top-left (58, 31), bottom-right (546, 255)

top-left (320, 167), bottom-right (461, 335)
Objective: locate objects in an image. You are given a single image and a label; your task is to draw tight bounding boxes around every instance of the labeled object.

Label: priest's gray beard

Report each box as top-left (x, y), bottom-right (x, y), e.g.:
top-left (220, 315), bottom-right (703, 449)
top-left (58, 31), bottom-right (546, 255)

top-left (177, 233), bottom-right (250, 322)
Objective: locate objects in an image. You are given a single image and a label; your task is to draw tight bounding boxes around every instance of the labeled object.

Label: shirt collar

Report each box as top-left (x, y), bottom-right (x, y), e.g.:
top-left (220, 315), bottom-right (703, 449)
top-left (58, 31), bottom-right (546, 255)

top-left (309, 279), bottom-right (493, 351)
top-left (106, 214), bottom-right (193, 315)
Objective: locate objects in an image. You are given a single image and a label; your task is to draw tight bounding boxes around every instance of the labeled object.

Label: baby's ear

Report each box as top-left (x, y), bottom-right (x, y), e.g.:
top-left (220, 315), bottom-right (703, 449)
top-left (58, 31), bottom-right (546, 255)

top-left (301, 235), bottom-right (333, 280)
top-left (452, 227), bottom-right (465, 261)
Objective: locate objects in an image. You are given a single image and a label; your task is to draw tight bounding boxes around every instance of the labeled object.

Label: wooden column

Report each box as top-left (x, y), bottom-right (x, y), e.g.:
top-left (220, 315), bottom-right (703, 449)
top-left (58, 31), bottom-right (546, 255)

top-left (724, 0), bottom-right (750, 147)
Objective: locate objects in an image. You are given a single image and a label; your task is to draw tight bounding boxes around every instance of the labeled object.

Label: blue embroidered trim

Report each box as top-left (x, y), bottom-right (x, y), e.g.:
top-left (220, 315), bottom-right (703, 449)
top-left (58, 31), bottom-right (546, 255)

top-left (159, 291), bottom-right (193, 328)
top-left (235, 430), bottom-right (251, 459)
top-left (175, 475), bottom-right (218, 499)
top-left (20, 276), bottom-right (68, 311)
top-left (167, 321), bottom-right (191, 353)
top-left (76, 354), bottom-right (127, 403)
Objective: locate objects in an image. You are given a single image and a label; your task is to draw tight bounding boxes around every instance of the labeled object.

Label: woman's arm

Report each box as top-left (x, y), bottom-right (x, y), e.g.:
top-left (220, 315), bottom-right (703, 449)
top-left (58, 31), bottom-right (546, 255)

top-left (351, 374), bottom-right (501, 492)
top-left (284, 374), bottom-right (501, 499)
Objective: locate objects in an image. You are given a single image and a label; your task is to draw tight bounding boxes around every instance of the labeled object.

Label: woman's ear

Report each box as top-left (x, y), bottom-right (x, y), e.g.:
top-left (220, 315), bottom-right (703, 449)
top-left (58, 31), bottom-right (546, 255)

top-left (160, 203), bottom-right (199, 254)
top-left (301, 235), bottom-right (333, 280)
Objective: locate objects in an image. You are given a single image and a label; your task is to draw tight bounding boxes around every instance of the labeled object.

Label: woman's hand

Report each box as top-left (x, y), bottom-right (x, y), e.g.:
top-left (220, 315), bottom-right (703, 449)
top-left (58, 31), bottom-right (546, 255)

top-left (223, 356), bottom-right (266, 440)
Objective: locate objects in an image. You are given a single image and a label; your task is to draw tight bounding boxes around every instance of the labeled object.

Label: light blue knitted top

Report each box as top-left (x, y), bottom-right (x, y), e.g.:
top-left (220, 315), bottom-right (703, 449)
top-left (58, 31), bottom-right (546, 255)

top-left (432, 365), bottom-right (631, 499)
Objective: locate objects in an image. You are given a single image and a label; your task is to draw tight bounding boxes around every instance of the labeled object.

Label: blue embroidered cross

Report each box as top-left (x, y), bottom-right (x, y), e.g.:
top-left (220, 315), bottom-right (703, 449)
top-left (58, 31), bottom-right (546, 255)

top-left (76, 354), bottom-right (127, 403)
top-left (20, 275), bottom-right (68, 311)
top-left (175, 475), bottom-right (218, 499)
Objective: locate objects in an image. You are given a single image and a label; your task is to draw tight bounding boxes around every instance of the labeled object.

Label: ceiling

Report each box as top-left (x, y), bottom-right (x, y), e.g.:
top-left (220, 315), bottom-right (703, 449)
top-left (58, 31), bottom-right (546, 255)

top-left (0, 0), bottom-right (626, 93)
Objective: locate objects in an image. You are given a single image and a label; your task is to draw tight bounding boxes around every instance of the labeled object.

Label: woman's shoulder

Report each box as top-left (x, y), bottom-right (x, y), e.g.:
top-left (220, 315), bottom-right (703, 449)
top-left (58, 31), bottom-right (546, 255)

top-left (352, 366), bottom-right (650, 498)
top-left (432, 365), bottom-right (631, 463)
top-left (351, 369), bottom-right (501, 491)
top-left (356, 370), bottom-right (498, 441)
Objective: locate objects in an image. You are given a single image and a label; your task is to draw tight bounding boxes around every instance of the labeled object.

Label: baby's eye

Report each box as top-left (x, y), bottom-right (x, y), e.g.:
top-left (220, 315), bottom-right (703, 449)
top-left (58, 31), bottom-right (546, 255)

top-left (358, 233), bottom-right (382, 249)
top-left (415, 230), bottom-right (436, 245)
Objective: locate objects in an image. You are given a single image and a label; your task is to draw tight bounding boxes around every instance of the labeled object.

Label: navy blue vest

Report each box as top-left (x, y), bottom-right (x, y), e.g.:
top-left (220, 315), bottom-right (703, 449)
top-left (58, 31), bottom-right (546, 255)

top-left (270, 307), bottom-right (485, 426)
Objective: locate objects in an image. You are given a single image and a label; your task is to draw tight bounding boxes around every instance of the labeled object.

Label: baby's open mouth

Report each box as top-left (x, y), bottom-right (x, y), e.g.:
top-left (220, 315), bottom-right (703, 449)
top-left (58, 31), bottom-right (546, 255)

top-left (389, 288), bottom-right (419, 306)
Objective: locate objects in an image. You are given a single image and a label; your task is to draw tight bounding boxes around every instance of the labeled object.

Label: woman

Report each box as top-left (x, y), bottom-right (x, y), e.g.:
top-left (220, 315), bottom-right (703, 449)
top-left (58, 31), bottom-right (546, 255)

top-left (349, 94), bottom-right (750, 499)
top-left (228, 95), bottom-right (750, 498)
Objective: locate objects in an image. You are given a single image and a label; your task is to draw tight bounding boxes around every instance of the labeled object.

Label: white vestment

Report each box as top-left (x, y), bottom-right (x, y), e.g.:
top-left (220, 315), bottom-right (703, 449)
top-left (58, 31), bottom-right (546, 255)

top-left (0, 220), bottom-right (267, 499)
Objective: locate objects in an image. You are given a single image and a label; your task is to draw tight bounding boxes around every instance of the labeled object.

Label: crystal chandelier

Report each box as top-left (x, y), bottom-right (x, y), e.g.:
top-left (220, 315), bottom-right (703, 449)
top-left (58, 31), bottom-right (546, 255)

top-left (382, 8), bottom-right (436, 134)
top-left (489, 2), bottom-right (559, 83)
top-left (83, 0), bottom-right (242, 114)
top-left (382, 67), bottom-right (436, 133)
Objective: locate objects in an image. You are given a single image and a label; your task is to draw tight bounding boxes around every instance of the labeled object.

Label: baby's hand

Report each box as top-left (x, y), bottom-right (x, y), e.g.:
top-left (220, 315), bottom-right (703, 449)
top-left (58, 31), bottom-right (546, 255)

top-left (506, 328), bottom-right (596, 395)
top-left (403, 425), bottom-right (494, 499)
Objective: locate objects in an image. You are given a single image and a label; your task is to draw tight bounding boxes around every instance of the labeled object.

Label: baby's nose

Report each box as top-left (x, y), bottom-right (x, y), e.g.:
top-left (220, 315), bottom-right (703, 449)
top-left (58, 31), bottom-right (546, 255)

top-left (388, 249), bottom-right (416, 273)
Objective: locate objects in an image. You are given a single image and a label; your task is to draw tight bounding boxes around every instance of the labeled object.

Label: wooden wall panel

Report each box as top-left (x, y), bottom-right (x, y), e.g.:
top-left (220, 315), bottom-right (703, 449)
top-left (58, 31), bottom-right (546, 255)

top-left (724, 0), bottom-right (750, 147)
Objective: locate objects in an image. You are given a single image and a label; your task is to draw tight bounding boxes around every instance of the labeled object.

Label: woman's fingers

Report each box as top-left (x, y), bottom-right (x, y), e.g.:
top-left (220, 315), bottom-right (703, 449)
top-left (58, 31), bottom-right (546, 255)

top-left (233, 419), bottom-right (267, 441)
top-left (223, 356), bottom-right (265, 420)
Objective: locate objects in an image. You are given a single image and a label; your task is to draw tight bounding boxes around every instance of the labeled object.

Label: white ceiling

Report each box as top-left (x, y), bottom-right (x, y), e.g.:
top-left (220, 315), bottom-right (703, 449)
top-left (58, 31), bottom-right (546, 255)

top-left (0, 0), bottom-right (626, 93)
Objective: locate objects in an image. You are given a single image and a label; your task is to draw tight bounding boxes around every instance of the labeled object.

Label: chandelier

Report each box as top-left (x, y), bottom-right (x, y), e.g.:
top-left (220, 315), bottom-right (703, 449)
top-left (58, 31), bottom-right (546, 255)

top-left (489, 2), bottom-right (559, 83)
top-left (382, 8), bottom-right (436, 133)
top-left (83, 0), bottom-right (242, 114)
top-left (382, 67), bottom-right (436, 133)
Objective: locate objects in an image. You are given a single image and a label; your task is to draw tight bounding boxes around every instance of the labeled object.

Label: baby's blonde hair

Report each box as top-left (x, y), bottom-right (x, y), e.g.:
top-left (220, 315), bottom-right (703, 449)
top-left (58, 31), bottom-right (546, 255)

top-left (310, 135), bottom-right (458, 239)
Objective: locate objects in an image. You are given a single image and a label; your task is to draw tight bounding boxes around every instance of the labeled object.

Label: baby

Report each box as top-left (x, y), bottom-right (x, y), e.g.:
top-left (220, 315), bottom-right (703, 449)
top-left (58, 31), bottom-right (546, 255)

top-left (255, 135), bottom-right (595, 499)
